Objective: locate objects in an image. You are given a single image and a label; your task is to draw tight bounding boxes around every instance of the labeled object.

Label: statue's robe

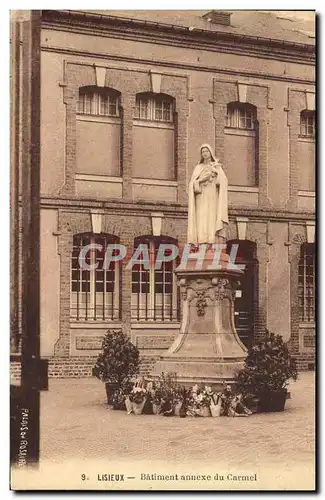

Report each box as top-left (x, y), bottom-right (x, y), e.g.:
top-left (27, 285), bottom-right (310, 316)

top-left (187, 157), bottom-right (228, 245)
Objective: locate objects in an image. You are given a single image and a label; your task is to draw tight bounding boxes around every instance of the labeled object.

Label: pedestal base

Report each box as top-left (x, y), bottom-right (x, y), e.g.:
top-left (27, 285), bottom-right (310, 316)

top-left (151, 248), bottom-right (247, 390)
top-left (151, 356), bottom-right (245, 392)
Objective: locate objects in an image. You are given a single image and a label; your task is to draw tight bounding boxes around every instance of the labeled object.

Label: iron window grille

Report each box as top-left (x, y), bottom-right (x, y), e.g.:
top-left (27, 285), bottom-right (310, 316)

top-left (298, 243), bottom-right (315, 322)
top-left (131, 236), bottom-right (180, 321)
top-left (71, 233), bottom-right (120, 321)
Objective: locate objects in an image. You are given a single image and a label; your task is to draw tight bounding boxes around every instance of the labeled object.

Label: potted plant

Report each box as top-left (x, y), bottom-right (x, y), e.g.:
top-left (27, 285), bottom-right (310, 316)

top-left (111, 388), bottom-right (127, 411)
top-left (173, 387), bottom-right (184, 417)
top-left (152, 372), bottom-right (179, 416)
top-left (175, 387), bottom-right (192, 418)
top-left (92, 329), bottom-right (140, 405)
top-left (129, 386), bottom-right (147, 415)
top-left (152, 386), bottom-right (163, 415)
top-left (142, 382), bottom-right (154, 415)
top-left (195, 386), bottom-right (213, 417)
top-left (235, 331), bottom-right (298, 413)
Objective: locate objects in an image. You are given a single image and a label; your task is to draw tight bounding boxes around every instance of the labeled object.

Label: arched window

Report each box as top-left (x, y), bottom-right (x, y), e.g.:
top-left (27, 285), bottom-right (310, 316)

top-left (298, 243), bottom-right (315, 323)
top-left (77, 86), bottom-right (120, 117)
top-left (300, 110), bottom-right (315, 138)
top-left (134, 94), bottom-right (174, 122)
top-left (226, 102), bottom-right (257, 130)
top-left (133, 93), bottom-right (176, 180)
top-left (227, 240), bottom-right (258, 348)
top-left (224, 102), bottom-right (258, 187)
top-left (71, 233), bottom-right (120, 321)
top-left (76, 86), bottom-right (121, 177)
top-left (131, 235), bottom-right (179, 321)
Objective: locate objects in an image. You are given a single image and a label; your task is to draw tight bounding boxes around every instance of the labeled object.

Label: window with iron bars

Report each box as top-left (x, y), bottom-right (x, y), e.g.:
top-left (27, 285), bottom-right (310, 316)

top-left (298, 243), bottom-right (315, 323)
top-left (131, 236), bottom-right (180, 321)
top-left (226, 102), bottom-right (257, 130)
top-left (134, 94), bottom-right (174, 122)
top-left (71, 234), bottom-right (120, 321)
top-left (76, 87), bottom-right (120, 117)
top-left (300, 110), bottom-right (315, 138)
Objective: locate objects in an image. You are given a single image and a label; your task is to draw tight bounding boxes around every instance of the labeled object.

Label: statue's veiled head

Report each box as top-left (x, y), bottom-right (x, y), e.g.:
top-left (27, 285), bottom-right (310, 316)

top-left (199, 144), bottom-right (216, 163)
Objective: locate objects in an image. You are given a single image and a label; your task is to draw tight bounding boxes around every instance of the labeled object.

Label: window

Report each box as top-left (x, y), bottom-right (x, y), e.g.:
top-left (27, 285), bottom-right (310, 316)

top-left (131, 236), bottom-right (180, 321)
top-left (224, 102), bottom-right (258, 187)
top-left (134, 94), bottom-right (174, 122)
top-left (298, 243), bottom-right (315, 323)
top-left (76, 86), bottom-right (122, 177)
top-left (133, 93), bottom-right (176, 180)
top-left (226, 103), bottom-right (257, 130)
top-left (300, 110), bottom-right (315, 138)
top-left (77, 87), bottom-right (120, 117)
top-left (71, 233), bottom-right (120, 321)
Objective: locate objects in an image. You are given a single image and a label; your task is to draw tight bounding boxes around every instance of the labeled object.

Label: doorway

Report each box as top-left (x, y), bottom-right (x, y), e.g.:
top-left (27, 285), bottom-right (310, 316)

top-left (227, 240), bottom-right (258, 349)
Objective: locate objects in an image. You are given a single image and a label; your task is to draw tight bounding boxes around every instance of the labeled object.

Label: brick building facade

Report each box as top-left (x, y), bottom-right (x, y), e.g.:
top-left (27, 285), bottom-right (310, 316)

top-left (12, 10), bottom-right (315, 379)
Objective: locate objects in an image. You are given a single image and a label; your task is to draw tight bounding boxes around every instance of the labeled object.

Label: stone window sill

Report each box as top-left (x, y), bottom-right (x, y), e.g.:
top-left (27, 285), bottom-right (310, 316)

top-left (298, 136), bottom-right (315, 143)
top-left (76, 174), bottom-right (122, 183)
top-left (133, 178), bottom-right (177, 187)
top-left (70, 321), bottom-right (121, 329)
top-left (131, 322), bottom-right (180, 329)
top-left (133, 119), bottom-right (174, 130)
top-left (299, 322), bottom-right (315, 329)
top-left (224, 127), bottom-right (256, 137)
top-left (229, 185), bottom-right (259, 193)
top-left (298, 191), bottom-right (315, 198)
top-left (76, 115), bottom-right (121, 124)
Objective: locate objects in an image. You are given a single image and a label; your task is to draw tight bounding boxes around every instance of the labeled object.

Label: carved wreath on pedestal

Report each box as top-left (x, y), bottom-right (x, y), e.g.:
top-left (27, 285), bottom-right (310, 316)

top-left (196, 291), bottom-right (208, 317)
top-left (178, 277), bottom-right (238, 317)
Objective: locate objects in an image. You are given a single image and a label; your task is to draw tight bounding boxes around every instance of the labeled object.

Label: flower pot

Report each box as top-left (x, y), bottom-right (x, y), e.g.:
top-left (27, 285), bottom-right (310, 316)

top-left (132, 398), bottom-right (147, 415)
top-left (258, 389), bottom-right (287, 413)
top-left (199, 406), bottom-right (211, 417)
top-left (152, 403), bottom-right (161, 415)
top-left (179, 407), bottom-right (187, 418)
top-left (105, 382), bottom-right (119, 405)
top-left (142, 397), bottom-right (154, 415)
top-left (125, 397), bottom-right (132, 414)
top-left (174, 401), bottom-right (183, 417)
top-left (210, 401), bottom-right (222, 417)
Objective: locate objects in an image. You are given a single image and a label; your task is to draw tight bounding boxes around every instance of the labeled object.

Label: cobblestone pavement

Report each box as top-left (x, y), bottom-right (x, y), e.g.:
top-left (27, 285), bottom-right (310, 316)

top-left (38, 372), bottom-right (315, 490)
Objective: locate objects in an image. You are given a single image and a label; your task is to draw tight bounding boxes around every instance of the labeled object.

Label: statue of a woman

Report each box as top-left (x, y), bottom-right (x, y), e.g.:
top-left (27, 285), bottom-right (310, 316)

top-left (187, 144), bottom-right (228, 245)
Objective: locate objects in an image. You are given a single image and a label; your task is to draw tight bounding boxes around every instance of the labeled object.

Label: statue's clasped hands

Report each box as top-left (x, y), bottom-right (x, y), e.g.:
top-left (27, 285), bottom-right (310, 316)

top-left (199, 162), bottom-right (219, 185)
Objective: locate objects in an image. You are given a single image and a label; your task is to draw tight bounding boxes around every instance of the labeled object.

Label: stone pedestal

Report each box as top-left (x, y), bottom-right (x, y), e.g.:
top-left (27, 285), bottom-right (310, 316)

top-left (151, 250), bottom-right (247, 390)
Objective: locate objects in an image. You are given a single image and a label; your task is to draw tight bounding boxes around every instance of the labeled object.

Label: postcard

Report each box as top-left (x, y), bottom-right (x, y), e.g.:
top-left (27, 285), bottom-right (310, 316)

top-left (10, 9), bottom-right (315, 491)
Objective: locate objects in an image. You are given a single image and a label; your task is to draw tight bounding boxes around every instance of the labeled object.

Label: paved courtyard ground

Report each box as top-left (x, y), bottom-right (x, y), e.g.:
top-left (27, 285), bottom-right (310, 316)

top-left (33, 372), bottom-right (315, 490)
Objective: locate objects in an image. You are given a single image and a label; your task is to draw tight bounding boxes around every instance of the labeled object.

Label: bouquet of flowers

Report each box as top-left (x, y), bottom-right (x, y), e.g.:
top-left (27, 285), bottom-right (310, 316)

top-left (214, 384), bottom-right (252, 417)
top-left (198, 386), bottom-right (214, 407)
top-left (152, 372), bottom-right (179, 416)
top-left (186, 385), bottom-right (214, 417)
top-left (152, 386), bottom-right (164, 406)
top-left (126, 377), bottom-right (148, 415)
top-left (128, 386), bottom-right (147, 404)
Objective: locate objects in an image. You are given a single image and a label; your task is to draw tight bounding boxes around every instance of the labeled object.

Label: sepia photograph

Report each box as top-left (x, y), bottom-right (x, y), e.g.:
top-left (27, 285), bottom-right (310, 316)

top-left (9, 8), bottom-right (316, 491)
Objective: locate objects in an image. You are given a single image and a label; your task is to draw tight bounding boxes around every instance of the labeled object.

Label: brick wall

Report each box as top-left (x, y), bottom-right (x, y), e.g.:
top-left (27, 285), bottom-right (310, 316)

top-left (10, 354), bottom-right (160, 381)
top-left (294, 353), bottom-right (315, 371)
top-left (49, 357), bottom-right (98, 377)
top-left (10, 348), bottom-right (314, 383)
